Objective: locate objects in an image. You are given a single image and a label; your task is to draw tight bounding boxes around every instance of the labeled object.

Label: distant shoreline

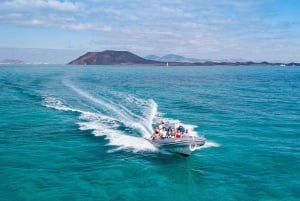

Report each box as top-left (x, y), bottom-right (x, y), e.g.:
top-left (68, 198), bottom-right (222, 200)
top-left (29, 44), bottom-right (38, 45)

top-left (1, 50), bottom-right (299, 66)
top-left (68, 50), bottom-right (299, 66)
top-left (1, 63), bottom-right (299, 67)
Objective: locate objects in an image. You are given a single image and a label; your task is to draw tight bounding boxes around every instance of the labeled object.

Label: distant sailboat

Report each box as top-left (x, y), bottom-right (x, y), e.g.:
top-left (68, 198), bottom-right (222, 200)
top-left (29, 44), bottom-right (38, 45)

top-left (166, 62), bottom-right (169, 66)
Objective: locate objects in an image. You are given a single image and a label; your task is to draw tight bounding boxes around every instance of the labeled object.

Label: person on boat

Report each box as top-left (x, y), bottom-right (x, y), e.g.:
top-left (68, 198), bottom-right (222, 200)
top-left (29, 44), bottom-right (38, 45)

top-left (158, 121), bottom-right (165, 130)
top-left (178, 125), bottom-right (185, 134)
top-left (151, 127), bottom-right (163, 140)
top-left (161, 127), bottom-right (169, 138)
top-left (175, 129), bottom-right (182, 138)
top-left (170, 128), bottom-right (176, 138)
top-left (165, 128), bottom-right (171, 138)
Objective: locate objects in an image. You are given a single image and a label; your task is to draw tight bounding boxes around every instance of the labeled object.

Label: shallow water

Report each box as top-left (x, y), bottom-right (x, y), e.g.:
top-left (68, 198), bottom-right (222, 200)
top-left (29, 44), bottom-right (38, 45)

top-left (0, 65), bottom-right (299, 201)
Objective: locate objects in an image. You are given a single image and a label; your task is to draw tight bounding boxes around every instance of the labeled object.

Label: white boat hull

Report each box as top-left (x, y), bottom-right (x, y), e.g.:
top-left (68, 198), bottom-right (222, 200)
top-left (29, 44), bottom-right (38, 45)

top-left (148, 136), bottom-right (206, 156)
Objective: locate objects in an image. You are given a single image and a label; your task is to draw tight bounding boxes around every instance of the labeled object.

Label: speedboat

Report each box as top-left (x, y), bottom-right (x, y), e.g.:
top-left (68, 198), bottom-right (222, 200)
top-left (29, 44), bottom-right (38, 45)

top-left (146, 121), bottom-right (206, 156)
top-left (148, 135), bottom-right (206, 156)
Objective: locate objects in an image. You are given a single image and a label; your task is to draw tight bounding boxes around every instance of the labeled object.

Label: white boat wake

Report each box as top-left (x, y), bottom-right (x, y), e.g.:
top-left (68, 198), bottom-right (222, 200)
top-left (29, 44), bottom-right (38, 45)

top-left (42, 80), bottom-right (219, 153)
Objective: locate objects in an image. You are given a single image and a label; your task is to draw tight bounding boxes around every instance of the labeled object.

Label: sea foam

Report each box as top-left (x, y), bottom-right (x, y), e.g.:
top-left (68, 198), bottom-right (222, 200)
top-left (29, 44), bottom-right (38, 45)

top-left (42, 80), bottom-right (215, 153)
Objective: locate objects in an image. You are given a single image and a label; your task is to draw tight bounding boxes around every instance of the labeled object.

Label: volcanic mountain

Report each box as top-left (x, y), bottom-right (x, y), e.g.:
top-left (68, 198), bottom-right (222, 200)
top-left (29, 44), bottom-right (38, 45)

top-left (69, 50), bottom-right (162, 65)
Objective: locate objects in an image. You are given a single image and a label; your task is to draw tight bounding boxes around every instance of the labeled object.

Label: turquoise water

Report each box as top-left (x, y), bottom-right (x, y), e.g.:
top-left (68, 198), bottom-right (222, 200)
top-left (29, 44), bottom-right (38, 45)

top-left (0, 65), bottom-right (299, 201)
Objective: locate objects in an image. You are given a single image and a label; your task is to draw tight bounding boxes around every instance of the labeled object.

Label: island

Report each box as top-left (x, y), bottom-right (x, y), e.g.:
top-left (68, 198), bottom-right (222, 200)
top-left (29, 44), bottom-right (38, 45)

top-left (69, 50), bottom-right (163, 65)
top-left (69, 50), bottom-right (299, 66)
top-left (0, 59), bottom-right (25, 64)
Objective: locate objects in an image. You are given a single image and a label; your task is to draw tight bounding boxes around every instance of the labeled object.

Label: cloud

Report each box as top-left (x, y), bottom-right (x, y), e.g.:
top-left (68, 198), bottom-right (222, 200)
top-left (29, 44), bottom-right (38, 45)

top-left (63, 23), bottom-right (111, 31)
top-left (0, 0), bottom-right (299, 61)
top-left (0, 0), bottom-right (112, 32)
top-left (2, 0), bottom-right (83, 12)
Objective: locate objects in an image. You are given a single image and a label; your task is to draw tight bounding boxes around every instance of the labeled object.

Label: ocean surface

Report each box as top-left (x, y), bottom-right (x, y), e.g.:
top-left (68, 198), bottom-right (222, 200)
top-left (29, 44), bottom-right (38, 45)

top-left (0, 65), bottom-right (299, 201)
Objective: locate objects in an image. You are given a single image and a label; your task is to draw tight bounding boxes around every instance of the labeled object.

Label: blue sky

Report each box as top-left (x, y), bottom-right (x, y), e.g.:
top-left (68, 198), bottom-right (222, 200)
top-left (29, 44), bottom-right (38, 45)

top-left (1, 0), bottom-right (300, 62)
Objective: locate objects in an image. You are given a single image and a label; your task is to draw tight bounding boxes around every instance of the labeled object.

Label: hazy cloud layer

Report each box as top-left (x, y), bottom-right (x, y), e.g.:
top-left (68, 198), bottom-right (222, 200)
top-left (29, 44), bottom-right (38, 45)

top-left (0, 0), bottom-right (299, 62)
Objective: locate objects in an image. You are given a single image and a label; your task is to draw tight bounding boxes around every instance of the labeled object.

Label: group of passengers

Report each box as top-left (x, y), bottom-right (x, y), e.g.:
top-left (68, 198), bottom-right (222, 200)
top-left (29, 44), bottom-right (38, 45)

top-left (151, 121), bottom-right (189, 140)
